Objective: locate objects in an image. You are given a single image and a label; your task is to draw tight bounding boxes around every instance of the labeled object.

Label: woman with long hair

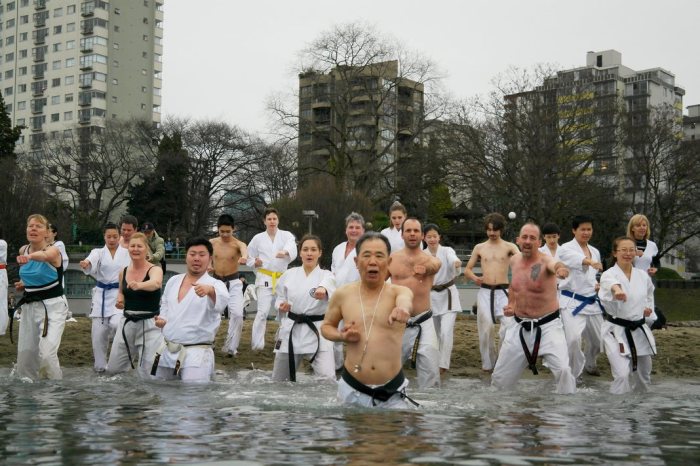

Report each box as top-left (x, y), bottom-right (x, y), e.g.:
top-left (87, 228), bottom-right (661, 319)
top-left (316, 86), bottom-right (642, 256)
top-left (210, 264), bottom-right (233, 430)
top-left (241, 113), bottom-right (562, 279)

top-left (626, 214), bottom-right (659, 276)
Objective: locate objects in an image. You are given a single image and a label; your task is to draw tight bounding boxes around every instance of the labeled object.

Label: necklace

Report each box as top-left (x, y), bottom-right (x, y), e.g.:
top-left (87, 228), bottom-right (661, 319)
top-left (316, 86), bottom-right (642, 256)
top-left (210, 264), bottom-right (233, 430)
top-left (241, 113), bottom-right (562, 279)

top-left (354, 281), bottom-right (385, 373)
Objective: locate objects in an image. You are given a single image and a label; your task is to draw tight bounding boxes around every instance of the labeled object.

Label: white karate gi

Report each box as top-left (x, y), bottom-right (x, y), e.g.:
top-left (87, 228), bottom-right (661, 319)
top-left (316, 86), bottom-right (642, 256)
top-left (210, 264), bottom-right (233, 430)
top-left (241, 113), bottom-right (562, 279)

top-left (16, 296), bottom-right (68, 380)
top-left (82, 245), bottom-right (131, 371)
top-left (153, 273), bottom-right (228, 383)
top-left (221, 278), bottom-right (244, 356)
top-left (599, 264), bottom-right (657, 394)
top-left (246, 229), bottom-right (297, 350)
top-left (380, 227), bottom-right (404, 253)
top-left (492, 312), bottom-right (576, 394)
top-left (538, 244), bottom-right (560, 260)
top-left (331, 241), bottom-right (360, 371)
top-left (337, 374), bottom-right (414, 409)
top-left (271, 265), bottom-right (336, 381)
top-left (53, 240), bottom-right (73, 320)
top-left (632, 239), bottom-right (658, 273)
top-left (476, 285), bottom-right (510, 371)
top-left (428, 245), bottom-right (462, 370)
top-left (558, 239), bottom-right (604, 378)
top-left (401, 309), bottom-right (441, 388)
top-left (0, 239), bottom-right (8, 335)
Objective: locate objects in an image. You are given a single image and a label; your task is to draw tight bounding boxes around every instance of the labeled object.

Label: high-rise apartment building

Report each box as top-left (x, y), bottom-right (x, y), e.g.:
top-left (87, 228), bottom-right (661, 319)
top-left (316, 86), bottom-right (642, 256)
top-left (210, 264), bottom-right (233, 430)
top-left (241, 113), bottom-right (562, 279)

top-left (0, 0), bottom-right (163, 155)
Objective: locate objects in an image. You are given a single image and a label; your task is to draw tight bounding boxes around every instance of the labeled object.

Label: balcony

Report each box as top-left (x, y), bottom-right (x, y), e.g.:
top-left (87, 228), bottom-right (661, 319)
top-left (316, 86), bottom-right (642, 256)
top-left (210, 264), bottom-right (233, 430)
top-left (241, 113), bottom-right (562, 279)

top-left (34, 0), bottom-right (46, 10)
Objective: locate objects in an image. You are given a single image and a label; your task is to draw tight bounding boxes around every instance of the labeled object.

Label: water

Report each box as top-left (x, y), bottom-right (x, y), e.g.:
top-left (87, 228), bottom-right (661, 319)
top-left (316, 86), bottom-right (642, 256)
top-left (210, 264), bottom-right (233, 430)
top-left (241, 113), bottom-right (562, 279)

top-left (0, 368), bottom-right (698, 465)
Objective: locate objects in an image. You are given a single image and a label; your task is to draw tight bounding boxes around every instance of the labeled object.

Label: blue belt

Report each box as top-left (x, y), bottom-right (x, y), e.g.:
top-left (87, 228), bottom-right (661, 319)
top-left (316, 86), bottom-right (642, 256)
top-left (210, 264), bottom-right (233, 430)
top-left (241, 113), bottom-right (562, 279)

top-left (560, 289), bottom-right (605, 316)
top-left (96, 281), bottom-right (119, 322)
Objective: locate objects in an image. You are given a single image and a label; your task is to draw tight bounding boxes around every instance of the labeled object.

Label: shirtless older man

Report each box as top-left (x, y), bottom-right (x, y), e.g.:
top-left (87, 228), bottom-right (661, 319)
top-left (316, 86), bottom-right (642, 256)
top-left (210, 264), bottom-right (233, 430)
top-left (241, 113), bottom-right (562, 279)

top-left (389, 218), bottom-right (442, 388)
top-left (210, 214), bottom-right (248, 357)
top-left (491, 223), bottom-right (576, 394)
top-left (321, 232), bottom-right (416, 409)
top-left (464, 213), bottom-right (519, 372)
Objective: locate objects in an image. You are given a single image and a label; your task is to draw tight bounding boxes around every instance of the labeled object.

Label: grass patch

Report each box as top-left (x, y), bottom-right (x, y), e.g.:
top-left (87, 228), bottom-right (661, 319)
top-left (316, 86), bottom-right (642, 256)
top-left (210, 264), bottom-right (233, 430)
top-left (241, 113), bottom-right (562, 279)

top-left (655, 288), bottom-right (700, 321)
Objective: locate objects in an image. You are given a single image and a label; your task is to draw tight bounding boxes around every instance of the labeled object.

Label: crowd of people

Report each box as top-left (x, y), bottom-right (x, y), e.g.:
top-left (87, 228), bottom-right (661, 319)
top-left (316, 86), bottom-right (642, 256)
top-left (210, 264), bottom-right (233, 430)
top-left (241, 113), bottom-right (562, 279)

top-left (3, 206), bottom-right (661, 408)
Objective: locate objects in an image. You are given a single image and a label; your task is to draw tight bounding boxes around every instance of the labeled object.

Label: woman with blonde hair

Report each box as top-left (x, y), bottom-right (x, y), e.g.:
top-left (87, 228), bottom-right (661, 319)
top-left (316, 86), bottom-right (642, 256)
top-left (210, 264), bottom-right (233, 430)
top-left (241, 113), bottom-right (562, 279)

top-left (14, 214), bottom-right (69, 380)
top-left (105, 232), bottom-right (163, 377)
top-left (626, 214), bottom-right (659, 276)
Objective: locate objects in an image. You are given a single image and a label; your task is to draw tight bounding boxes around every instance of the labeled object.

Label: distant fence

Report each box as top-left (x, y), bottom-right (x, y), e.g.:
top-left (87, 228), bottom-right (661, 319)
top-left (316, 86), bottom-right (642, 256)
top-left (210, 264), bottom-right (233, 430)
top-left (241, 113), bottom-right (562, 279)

top-left (656, 279), bottom-right (700, 289)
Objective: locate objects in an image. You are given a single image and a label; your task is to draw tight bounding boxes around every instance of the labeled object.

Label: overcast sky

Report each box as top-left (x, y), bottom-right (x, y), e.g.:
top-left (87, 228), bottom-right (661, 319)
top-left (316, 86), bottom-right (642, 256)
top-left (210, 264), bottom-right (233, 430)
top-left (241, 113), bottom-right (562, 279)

top-left (161, 0), bottom-right (699, 137)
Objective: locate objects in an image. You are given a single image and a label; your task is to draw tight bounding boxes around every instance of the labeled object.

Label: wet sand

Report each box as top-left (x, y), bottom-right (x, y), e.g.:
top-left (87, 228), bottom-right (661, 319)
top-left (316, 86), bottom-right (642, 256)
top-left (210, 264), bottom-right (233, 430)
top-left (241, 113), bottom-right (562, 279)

top-left (1, 314), bottom-right (698, 379)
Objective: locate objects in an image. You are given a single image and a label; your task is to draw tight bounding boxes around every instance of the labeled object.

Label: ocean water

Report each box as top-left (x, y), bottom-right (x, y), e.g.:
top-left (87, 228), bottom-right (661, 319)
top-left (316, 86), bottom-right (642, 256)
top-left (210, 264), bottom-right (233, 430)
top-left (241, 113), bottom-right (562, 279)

top-left (0, 368), bottom-right (698, 465)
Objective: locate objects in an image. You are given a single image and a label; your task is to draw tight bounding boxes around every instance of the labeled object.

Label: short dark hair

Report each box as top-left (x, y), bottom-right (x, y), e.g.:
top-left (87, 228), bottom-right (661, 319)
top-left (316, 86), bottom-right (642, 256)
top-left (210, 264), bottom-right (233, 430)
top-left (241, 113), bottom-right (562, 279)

top-left (217, 214), bottom-right (235, 228)
top-left (120, 214), bottom-right (138, 228)
top-left (400, 217), bottom-right (422, 232)
top-left (49, 224), bottom-right (58, 235)
top-left (572, 214), bottom-right (594, 230)
top-left (541, 222), bottom-right (560, 235)
top-left (299, 234), bottom-right (322, 251)
top-left (103, 222), bottom-right (119, 234)
top-left (355, 231), bottom-right (391, 256)
top-left (484, 213), bottom-right (506, 232)
top-left (263, 207), bottom-right (279, 218)
top-left (185, 237), bottom-right (213, 256)
top-left (423, 223), bottom-right (440, 235)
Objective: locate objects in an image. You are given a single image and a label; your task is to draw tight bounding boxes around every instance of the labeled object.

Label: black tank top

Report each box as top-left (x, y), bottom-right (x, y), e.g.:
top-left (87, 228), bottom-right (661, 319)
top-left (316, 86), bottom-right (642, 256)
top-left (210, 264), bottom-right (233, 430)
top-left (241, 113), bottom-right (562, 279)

top-left (122, 266), bottom-right (161, 313)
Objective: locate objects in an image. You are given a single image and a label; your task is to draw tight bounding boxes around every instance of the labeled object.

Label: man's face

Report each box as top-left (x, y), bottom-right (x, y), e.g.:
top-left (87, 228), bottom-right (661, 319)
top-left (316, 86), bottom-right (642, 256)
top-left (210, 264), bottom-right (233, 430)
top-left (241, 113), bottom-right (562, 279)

top-left (517, 225), bottom-right (540, 258)
top-left (218, 225), bottom-right (234, 239)
top-left (345, 221), bottom-right (365, 243)
top-left (355, 238), bottom-right (390, 284)
top-left (543, 233), bottom-right (559, 248)
top-left (264, 213), bottom-right (279, 230)
top-left (573, 222), bottom-right (593, 244)
top-left (186, 245), bottom-right (211, 275)
top-left (390, 210), bottom-right (405, 230)
top-left (401, 219), bottom-right (423, 249)
top-left (120, 223), bottom-right (136, 241)
top-left (486, 223), bottom-right (501, 241)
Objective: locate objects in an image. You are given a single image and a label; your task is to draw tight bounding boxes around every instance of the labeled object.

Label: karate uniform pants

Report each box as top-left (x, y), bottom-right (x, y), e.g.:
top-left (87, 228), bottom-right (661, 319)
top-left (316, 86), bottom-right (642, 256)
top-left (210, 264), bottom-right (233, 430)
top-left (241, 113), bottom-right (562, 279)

top-left (153, 348), bottom-right (215, 383)
top-left (559, 300), bottom-right (602, 378)
top-left (491, 317), bottom-right (576, 394)
top-left (0, 269), bottom-right (8, 335)
top-left (476, 288), bottom-right (509, 371)
top-left (16, 296), bottom-right (68, 381)
top-left (432, 312), bottom-right (457, 370)
top-left (91, 314), bottom-right (121, 372)
top-left (337, 376), bottom-right (413, 409)
top-left (271, 349), bottom-right (335, 382)
top-left (251, 286), bottom-right (275, 351)
top-left (106, 316), bottom-right (162, 378)
top-left (222, 280), bottom-right (244, 356)
top-left (603, 332), bottom-right (653, 394)
top-left (401, 314), bottom-right (440, 388)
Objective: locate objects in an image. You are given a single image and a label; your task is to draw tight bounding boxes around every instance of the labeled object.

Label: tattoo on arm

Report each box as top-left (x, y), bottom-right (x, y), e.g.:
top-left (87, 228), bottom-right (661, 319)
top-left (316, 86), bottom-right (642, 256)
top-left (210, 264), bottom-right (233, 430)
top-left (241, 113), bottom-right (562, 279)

top-left (530, 263), bottom-right (542, 281)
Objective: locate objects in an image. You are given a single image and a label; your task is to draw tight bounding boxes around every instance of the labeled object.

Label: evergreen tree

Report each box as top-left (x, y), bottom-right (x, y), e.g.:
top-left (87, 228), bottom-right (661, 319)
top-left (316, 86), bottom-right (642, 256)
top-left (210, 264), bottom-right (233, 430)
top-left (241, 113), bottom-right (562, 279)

top-left (0, 91), bottom-right (23, 159)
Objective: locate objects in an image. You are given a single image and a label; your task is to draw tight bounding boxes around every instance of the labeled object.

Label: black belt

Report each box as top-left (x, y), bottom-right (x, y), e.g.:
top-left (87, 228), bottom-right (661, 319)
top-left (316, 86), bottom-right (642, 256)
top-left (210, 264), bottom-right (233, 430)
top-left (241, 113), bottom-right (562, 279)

top-left (514, 310), bottom-right (560, 375)
top-left (286, 311), bottom-right (324, 382)
top-left (122, 310), bottom-right (159, 369)
top-left (432, 279), bottom-right (456, 308)
top-left (12, 291), bottom-right (60, 343)
top-left (407, 310), bottom-right (433, 369)
top-left (150, 341), bottom-right (213, 376)
top-left (604, 312), bottom-right (647, 372)
top-left (481, 284), bottom-right (509, 324)
top-left (341, 368), bottom-right (418, 407)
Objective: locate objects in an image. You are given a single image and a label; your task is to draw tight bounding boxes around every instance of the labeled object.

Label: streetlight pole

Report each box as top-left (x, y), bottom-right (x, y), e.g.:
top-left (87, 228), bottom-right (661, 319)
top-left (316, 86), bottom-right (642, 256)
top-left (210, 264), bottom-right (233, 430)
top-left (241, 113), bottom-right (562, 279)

top-left (302, 210), bottom-right (318, 234)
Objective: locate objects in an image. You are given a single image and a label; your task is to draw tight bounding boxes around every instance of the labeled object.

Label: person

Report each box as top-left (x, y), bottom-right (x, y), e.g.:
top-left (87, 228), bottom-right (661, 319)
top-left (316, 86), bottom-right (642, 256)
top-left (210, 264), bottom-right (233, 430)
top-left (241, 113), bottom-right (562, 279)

top-left (424, 224), bottom-right (462, 375)
top-left (599, 236), bottom-right (657, 394)
top-left (321, 232), bottom-right (416, 408)
top-left (142, 222), bottom-right (166, 272)
top-left (210, 214), bottom-right (248, 357)
top-left (380, 201), bottom-right (407, 253)
top-left (79, 222), bottom-right (131, 372)
top-left (0, 233), bottom-right (8, 336)
top-left (627, 214), bottom-right (660, 277)
top-left (272, 235), bottom-right (336, 382)
top-left (165, 238), bottom-right (174, 257)
top-left (539, 222), bottom-right (561, 259)
top-left (330, 212), bottom-right (365, 371)
top-left (491, 223), bottom-right (576, 394)
top-left (389, 218), bottom-right (442, 389)
top-left (118, 215), bottom-right (138, 250)
top-left (48, 224), bottom-right (75, 323)
top-left (246, 207), bottom-right (297, 351)
top-left (105, 232), bottom-right (163, 377)
top-left (464, 213), bottom-right (519, 372)
top-left (558, 214), bottom-right (605, 379)
top-left (13, 214), bottom-right (69, 381)
top-left (152, 237), bottom-right (229, 383)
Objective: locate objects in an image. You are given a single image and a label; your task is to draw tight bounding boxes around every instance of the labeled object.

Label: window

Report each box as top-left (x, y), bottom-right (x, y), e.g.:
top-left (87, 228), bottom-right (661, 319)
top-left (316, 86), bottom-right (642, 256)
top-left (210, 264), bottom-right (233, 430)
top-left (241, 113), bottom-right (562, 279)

top-left (7, 2), bottom-right (16, 11)
top-left (142, 51), bottom-right (148, 58)
top-left (65, 75), bottom-right (74, 85)
top-left (17, 101), bottom-right (26, 110)
top-left (19, 49), bottom-right (28, 58)
top-left (5, 104), bottom-right (12, 113)
top-left (112, 78), bottom-right (118, 84)
top-left (18, 66), bottom-right (28, 76)
top-left (64, 93), bottom-right (73, 102)
top-left (64, 111), bottom-right (73, 120)
top-left (52, 60), bottom-right (61, 70)
top-left (54, 25), bottom-right (62, 34)
top-left (65, 57), bottom-right (75, 67)
top-left (143, 17), bottom-right (148, 24)
top-left (20, 32), bottom-right (28, 42)
top-left (6, 19), bottom-right (16, 28)
top-left (52, 43), bottom-right (62, 52)
top-left (67, 5), bottom-right (76, 14)
top-left (114, 8), bottom-right (120, 14)
top-left (51, 113), bottom-right (60, 122)
top-left (111, 96), bottom-right (117, 103)
top-left (20, 15), bottom-right (29, 24)
top-left (17, 118), bottom-right (25, 126)
top-left (5, 35), bottom-right (14, 46)
top-left (143, 34), bottom-right (148, 41)
top-left (52, 77), bottom-right (60, 87)
top-left (141, 103), bottom-right (146, 110)
top-left (141, 69), bottom-right (147, 75)
top-left (4, 87), bottom-right (12, 96)
top-left (114, 25), bottom-right (119, 32)
top-left (113, 60), bottom-right (118, 67)
top-left (5, 52), bottom-right (14, 62)
top-left (53, 7), bottom-right (63, 17)
top-left (141, 86), bottom-right (147, 93)
top-left (66, 40), bottom-right (75, 50)
top-left (67, 22), bottom-right (75, 32)
top-left (63, 129), bottom-right (72, 137)
top-left (21, 0), bottom-right (29, 6)
top-left (18, 84), bottom-right (27, 93)
top-left (113, 42), bottom-right (119, 49)
top-left (51, 95), bottom-right (60, 104)
top-left (5, 70), bottom-right (13, 79)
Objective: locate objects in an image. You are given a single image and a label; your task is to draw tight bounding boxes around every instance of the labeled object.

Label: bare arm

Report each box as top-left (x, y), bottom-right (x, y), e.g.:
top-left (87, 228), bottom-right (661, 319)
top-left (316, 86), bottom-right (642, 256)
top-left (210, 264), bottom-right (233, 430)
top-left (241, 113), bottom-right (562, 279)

top-left (128, 267), bottom-right (163, 291)
top-left (463, 246), bottom-right (482, 285)
top-left (389, 285), bottom-right (414, 322)
top-left (237, 239), bottom-right (248, 264)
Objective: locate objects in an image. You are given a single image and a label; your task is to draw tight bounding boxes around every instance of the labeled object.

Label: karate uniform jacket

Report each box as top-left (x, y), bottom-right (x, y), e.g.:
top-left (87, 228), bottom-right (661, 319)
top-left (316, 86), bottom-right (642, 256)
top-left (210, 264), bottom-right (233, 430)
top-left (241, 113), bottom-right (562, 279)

top-left (246, 229), bottom-right (297, 287)
top-left (83, 246), bottom-right (131, 319)
top-left (429, 245), bottom-right (462, 315)
top-left (558, 239), bottom-right (602, 315)
top-left (380, 227), bottom-right (404, 253)
top-left (331, 241), bottom-right (360, 287)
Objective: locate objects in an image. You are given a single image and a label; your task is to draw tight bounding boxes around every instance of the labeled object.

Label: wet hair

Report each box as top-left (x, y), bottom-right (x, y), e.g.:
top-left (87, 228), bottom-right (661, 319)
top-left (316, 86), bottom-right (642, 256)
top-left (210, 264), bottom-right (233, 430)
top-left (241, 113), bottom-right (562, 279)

top-left (400, 217), bottom-right (422, 233)
top-left (103, 222), bottom-right (119, 234)
top-left (423, 223), bottom-right (440, 235)
top-left (345, 212), bottom-right (365, 228)
top-left (217, 214), bottom-right (235, 228)
top-left (299, 234), bottom-right (322, 252)
top-left (185, 236), bottom-right (213, 256)
top-left (263, 207), bottom-right (279, 219)
top-left (484, 213), bottom-right (506, 232)
top-left (26, 214), bottom-right (49, 229)
top-left (120, 214), bottom-right (138, 229)
top-left (572, 214), bottom-right (593, 230)
top-left (355, 231), bottom-right (391, 256)
top-left (611, 236), bottom-right (636, 265)
top-left (627, 214), bottom-right (651, 240)
top-left (388, 201), bottom-right (407, 215)
top-left (542, 222), bottom-right (560, 235)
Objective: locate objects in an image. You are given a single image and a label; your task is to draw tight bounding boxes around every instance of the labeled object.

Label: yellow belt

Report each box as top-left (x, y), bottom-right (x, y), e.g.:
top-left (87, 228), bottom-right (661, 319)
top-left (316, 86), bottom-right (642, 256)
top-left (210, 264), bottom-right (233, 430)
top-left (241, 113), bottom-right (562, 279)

top-left (259, 268), bottom-right (284, 292)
